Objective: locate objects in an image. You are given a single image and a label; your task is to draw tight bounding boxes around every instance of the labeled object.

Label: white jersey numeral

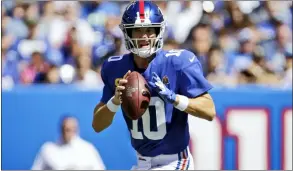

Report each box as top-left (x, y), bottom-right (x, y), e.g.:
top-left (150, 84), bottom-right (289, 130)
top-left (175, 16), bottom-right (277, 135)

top-left (108, 56), bottom-right (123, 62)
top-left (226, 109), bottom-right (269, 170)
top-left (130, 97), bottom-right (167, 140)
top-left (131, 119), bottom-right (143, 139)
top-left (282, 109), bottom-right (292, 170)
top-left (189, 116), bottom-right (222, 170)
top-left (165, 49), bottom-right (184, 57)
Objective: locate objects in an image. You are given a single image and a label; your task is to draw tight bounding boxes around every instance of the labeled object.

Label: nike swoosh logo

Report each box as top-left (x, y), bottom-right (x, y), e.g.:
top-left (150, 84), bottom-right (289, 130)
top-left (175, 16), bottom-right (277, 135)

top-left (189, 56), bottom-right (195, 62)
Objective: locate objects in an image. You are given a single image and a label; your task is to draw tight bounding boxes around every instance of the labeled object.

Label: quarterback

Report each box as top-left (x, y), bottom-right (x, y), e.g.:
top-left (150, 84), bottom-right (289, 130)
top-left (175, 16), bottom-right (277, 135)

top-left (92, 0), bottom-right (216, 170)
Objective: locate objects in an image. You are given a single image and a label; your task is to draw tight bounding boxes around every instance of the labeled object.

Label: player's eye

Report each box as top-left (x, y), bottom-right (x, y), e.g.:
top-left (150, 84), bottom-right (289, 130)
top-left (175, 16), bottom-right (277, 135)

top-left (147, 28), bottom-right (156, 34)
top-left (134, 28), bottom-right (142, 32)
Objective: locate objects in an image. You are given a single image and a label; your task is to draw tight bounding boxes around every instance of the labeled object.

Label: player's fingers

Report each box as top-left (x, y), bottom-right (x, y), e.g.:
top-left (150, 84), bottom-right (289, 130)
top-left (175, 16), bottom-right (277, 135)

top-left (153, 74), bottom-right (161, 82)
top-left (116, 86), bottom-right (125, 91)
top-left (153, 77), bottom-right (160, 83)
top-left (118, 79), bottom-right (128, 85)
top-left (148, 81), bottom-right (156, 88)
top-left (151, 75), bottom-right (157, 83)
top-left (152, 72), bottom-right (159, 79)
top-left (155, 82), bottom-right (164, 90)
top-left (123, 70), bottom-right (131, 79)
top-left (115, 89), bottom-right (123, 100)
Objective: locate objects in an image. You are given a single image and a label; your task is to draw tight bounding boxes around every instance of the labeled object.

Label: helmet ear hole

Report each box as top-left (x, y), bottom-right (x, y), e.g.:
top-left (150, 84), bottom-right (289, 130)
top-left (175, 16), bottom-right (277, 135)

top-left (154, 39), bottom-right (162, 49)
top-left (154, 27), bottom-right (160, 36)
top-left (126, 28), bottom-right (133, 38)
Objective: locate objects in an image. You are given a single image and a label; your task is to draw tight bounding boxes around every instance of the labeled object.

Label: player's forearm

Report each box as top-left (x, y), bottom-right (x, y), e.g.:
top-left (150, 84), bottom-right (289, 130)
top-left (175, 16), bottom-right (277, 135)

top-left (174, 93), bottom-right (216, 121)
top-left (185, 95), bottom-right (216, 121)
top-left (92, 101), bottom-right (117, 133)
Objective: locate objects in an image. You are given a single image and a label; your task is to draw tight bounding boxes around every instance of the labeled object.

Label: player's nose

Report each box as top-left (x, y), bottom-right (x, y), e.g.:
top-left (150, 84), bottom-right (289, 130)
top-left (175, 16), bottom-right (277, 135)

top-left (141, 33), bottom-right (149, 39)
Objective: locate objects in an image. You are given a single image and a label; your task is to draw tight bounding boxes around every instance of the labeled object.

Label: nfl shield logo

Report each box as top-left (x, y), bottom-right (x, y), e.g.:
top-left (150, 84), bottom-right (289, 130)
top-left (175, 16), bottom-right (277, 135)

top-left (162, 76), bottom-right (169, 85)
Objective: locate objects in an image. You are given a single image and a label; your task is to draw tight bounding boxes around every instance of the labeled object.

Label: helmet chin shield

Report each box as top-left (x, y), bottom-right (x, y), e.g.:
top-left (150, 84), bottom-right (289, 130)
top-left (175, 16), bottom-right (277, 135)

top-left (133, 43), bottom-right (156, 58)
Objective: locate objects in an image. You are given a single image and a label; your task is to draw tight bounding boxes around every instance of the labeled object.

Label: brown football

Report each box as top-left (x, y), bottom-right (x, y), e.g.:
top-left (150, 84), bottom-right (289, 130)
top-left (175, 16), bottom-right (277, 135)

top-left (121, 71), bottom-right (151, 120)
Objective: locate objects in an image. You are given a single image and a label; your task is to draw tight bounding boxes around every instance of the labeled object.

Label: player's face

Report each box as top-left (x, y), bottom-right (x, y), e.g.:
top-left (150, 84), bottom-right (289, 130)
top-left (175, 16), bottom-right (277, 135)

top-left (131, 27), bottom-right (156, 48)
top-left (61, 118), bottom-right (78, 143)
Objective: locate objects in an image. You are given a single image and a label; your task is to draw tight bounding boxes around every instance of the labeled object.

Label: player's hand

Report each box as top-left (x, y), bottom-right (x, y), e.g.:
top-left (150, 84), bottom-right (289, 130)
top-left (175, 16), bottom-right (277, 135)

top-left (112, 70), bottom-right (131, 105)
top-left (148, 72), bottom-right (176, 103)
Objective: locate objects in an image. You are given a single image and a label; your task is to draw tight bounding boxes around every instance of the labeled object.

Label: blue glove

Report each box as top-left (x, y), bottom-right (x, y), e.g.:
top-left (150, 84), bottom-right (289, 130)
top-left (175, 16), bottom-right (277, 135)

top-left (148, 72), bottom-right (176, 103)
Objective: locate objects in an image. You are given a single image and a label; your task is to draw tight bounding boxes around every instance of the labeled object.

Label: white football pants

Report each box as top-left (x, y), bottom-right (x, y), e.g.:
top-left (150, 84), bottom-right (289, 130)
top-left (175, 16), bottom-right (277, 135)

top-left (131, 147), bottom-right (194, 170)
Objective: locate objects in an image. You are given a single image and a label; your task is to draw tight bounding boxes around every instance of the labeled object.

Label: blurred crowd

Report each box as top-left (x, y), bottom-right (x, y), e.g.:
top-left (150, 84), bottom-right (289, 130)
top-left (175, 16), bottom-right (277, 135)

top-left (2, 1), bottom-right (292, 90)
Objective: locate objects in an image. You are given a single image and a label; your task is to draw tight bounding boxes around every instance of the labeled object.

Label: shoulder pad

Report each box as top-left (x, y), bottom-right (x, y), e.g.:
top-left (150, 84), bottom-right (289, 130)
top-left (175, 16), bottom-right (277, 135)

top-left (164, 49), bottom-right (198, 70)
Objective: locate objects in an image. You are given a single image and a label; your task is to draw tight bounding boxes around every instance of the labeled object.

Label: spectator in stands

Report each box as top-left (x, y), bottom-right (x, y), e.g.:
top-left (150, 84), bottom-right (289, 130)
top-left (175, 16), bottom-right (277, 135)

top-left (165, 1), bottom-right (203, 43)
top-left (20, 51), bottom-right (49, 84)
top-left (5, 4), bottom-right (28, 40)
top-left (24, 3), bottom-right (40, 24)
top-left (163, 39), bottom-right (180, 51)
top-left (267, 22), bottom-right (293, 74)
top-left (208, 12), bottom-right (225, 33)
top-left (88, 2), bottom-right (125, 66)
top-left (188, 23), bottom-right (213, 76)
top-left (75, 53), bottom-right (104, 90)
top-left (16, 21), bottom-right (49, 61)
top-left (31, 115), bottom-right (105, 170)
top-left (1, 1), bottom-right (292, 89)
top-left (224, 1), bottom-right (254, 31)
top-left (61, 26), bottom-right (81, 65)
top-left (44, 65), bottom-right (60, 84)
top-left (250, 46), bottom-right (273, 74)
top-left (2, 47), bottom-right (19, 89)
top-left (228, 27), bottom-right (256, 74)
top-left (48, 2), bottom-right (95, 51)
top-left (217, 28), bottom-right (238, 57)
top-left (263, 1), bottom-right (292, 28)
top-left (36, 1), bottom-right (55, 40)
top-left (206, 46), bottom-right (237, 87)
top-left (281, 48), bottom-right (293, 89)
top-left (33, 64), bottom-right (61, 84)
top-left (154, 1), bottom-right (175, 40)
top-left (246, 46), bottom-right (280, 86)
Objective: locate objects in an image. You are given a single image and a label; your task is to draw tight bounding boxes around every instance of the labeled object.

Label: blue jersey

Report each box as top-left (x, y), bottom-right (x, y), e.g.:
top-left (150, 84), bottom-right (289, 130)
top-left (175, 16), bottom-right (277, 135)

top-left (100, 49), bottom-right (212, 157)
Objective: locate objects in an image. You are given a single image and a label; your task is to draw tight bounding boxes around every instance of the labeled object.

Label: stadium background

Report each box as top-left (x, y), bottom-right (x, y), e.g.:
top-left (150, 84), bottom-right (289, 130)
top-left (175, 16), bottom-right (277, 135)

top-left (1, 1), bottom-right (292, 170)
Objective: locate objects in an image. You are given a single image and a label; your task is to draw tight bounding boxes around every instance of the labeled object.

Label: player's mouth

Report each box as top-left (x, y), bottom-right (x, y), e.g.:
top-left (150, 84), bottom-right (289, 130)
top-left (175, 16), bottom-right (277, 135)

top-left (139, 42), bottom-right (150, 48)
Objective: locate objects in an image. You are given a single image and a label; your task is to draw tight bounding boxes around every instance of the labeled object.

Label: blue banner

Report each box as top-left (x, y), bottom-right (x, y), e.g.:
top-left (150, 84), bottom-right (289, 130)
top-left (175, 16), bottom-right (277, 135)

top-left (2, 85), bottom-right (292, 170)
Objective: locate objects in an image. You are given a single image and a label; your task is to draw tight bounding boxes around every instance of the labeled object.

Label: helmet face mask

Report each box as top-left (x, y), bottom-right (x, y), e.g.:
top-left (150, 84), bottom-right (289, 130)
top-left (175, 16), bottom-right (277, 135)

top-left (120, 23), bottom-right (165, 58)
top-left (119, 1), bottom-right (165, 58)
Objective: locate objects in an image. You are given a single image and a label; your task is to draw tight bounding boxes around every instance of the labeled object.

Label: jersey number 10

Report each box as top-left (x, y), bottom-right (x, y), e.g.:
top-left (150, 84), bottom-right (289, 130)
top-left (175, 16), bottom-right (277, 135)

top-left (130, 97), bottom-right (167, 140)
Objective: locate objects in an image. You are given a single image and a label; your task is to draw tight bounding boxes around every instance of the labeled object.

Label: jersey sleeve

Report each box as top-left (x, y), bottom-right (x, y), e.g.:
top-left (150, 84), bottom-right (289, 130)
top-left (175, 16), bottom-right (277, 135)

top-left (31, 149), bottom-right (45, 170)
top-left (175, 50), bottom-right (213, 98)
top-left (31, 143), bottom-right (50, 170)
top-left (100, 62), bottom-right (114, 104)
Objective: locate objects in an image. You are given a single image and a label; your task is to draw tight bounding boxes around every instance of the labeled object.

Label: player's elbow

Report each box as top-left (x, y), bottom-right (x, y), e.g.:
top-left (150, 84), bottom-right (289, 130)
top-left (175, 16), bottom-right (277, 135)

top-left (206, 107), bottom-right (216, 121)
top-left (92, 123), bottom-right (107, 133)
top-left (92, 103), bottom-right (112, 133)
top-left (206, 113), bottom-right (215, 121)
top-left (92, 119), bottom-right (112, 133)
top-left (92, 115), bottom-right (107, 133)
top-left (92, 123), bottom-right (102, 133)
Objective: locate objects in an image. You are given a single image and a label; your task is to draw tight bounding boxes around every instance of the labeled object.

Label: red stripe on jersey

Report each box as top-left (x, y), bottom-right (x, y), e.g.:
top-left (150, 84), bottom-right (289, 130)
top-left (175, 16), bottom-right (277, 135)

top-left (139, 0), bottom-right (145, 20)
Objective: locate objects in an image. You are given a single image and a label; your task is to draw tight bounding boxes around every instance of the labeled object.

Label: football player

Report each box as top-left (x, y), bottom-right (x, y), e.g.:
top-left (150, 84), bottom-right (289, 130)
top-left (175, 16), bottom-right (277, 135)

top-left (92, 0), bottom-right (216, 170)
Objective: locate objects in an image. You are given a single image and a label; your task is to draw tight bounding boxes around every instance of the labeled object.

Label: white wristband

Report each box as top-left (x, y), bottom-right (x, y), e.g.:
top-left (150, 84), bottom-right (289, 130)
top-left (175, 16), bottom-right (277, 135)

top-left (174, 95), bottom-right (189, 111)
top-left (106, 97), bottom-right (120, 113)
